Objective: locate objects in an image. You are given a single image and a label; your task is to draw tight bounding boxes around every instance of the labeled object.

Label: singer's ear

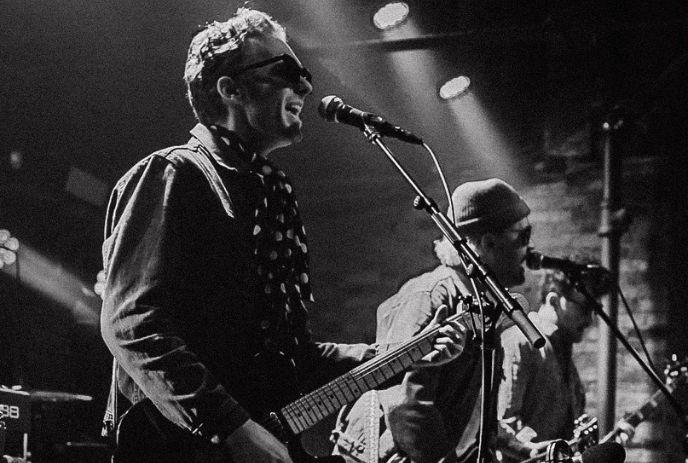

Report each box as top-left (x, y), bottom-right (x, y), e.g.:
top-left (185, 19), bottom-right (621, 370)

top-left (216, 76), bottom-right (241, 102)
top-left (479, 232), bottom-right (497, 251)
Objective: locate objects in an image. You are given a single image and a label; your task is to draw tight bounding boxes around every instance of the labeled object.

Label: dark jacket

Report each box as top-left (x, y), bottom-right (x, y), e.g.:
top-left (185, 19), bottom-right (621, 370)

top-left (100, 124), bottom-right (374, 440)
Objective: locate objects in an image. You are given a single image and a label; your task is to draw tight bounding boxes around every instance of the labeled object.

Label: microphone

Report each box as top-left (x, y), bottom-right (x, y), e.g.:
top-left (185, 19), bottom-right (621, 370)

top-left (525, 248), bottom-right (607, 276)
top-left (318, 95), bottom-right (424, 145)
top-left (544, 440), bottom-right (573, 463)
top-left (573, 442), bottom-right (626, 463)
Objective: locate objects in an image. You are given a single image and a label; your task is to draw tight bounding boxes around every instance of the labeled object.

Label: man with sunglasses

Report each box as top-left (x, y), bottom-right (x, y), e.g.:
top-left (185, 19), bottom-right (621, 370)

top-left (496, 264), bottom-right (608, 462)
top-left (99, 7), bottom-right (463, 463)
top-left (333, 178), bottom-right (532, 463)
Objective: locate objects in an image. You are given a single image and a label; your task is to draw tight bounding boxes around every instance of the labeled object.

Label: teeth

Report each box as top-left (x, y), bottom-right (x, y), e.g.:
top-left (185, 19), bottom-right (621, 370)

top-left (286, 102), bottom-right (302, 115)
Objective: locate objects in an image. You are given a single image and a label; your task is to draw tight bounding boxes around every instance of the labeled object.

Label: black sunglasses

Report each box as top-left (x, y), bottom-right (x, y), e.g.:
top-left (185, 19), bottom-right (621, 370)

top-left (504, 224), bottom-right (532, 246)
top-left (229, 54), bottom-right (312, 85)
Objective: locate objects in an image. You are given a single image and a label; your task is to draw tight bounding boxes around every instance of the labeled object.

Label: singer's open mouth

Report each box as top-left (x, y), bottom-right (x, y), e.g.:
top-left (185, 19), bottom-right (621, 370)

top-left (285, 101), bottom-right (302, 116)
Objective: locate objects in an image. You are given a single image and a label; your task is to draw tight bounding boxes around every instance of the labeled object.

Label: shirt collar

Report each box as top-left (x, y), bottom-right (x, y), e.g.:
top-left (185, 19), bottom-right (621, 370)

top-left (189, 123), bottom-right (253, 172)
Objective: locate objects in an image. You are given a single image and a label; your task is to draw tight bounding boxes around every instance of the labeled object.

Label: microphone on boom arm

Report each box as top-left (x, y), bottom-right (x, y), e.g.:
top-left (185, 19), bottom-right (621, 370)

top-left (575, 442), bottom-right (626, 463)
top-left (318, 95), bottom-right (424, 145)
top-left (544, 441), bottom-right (626, 463)
top-left (525, 248), bottom-right (613, 295)
top-left (526, 247), bottom-right (605, 273)
top-left (525, 248), bottom-right (606, 275)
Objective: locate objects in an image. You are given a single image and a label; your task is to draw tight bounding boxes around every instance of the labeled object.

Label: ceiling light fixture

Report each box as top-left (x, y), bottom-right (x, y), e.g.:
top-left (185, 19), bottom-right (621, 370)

top-left (373, 2), bottom-right (410, 31)
top-left (439, 76), bottom-right (471, 100)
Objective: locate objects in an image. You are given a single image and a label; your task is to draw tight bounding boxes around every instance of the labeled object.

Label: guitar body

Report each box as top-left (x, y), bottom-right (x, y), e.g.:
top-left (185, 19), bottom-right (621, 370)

top-left (113, 398), bottom-right (344, 463)
top-left (113, 399), bottom-right (222, 463)
top-left (113, 347), bottom-right (346, 463)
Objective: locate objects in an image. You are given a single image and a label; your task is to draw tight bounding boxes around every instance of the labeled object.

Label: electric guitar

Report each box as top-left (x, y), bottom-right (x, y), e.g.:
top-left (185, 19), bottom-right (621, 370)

top-left (113, 301), bottom-right (490, 463)
top-left (510, 414), bottom-right (599, 463)
top-left (600, 355), bottom-right (688, 444)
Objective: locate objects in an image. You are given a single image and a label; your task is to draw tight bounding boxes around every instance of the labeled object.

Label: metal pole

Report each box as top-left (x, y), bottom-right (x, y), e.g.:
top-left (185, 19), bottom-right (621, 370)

top-left (596, 117), bottom-right (626, 435)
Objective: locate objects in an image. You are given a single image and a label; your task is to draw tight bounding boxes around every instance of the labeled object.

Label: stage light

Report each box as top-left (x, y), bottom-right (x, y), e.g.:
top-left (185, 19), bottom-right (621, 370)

top-left (0, 229), bottom-right (19, 268)
top-left (439, 76), bottom-right (471, 100)
top-left (0, 229), bottom-right (10, 244)
top-left (94, 269), bottom-right (106, 298)
top-left (0, 248), bottom-right (16, 267)
top-left (373, 2), bottom-right (409, 30)
top-left (9, 150), bottom-right (23, 170)
top-left (4, 236), bottom-right (19, 252)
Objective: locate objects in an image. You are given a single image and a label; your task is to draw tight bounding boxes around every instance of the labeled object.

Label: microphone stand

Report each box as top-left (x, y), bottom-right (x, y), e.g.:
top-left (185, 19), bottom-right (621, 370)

top-left (360, 125), bottom-right (545, 349)
top-left (568, 269), bottom-right (688, 428)
top-left (360, 124), bottom-right (546, 463)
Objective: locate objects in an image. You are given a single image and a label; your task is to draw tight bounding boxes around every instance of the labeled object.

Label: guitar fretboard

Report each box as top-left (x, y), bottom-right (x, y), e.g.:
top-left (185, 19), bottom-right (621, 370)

top-left (600, 364), bottom-right (687, 444)
top-left (619, 380), bottom-right (678, 429)
top-left (279, 315), bottom-right (454, 434)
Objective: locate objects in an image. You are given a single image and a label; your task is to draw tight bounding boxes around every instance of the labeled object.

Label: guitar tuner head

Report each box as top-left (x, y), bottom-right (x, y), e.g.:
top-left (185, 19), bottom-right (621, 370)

top-left (663, 355), bottom-right (688, 382)
top-left (574, 413), bottom-right (590, 425)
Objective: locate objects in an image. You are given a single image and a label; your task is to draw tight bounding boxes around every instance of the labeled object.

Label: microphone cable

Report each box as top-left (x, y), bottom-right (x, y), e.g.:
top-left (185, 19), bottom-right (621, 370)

top-left (420, 142), bottom-right (455, 225)
top-left (615, 280), bottom-right (657, 373)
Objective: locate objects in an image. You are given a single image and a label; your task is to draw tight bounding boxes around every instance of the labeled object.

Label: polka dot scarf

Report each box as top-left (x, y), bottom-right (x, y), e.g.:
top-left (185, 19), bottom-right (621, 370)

top-left (209, 125), bottom-right (314, 332)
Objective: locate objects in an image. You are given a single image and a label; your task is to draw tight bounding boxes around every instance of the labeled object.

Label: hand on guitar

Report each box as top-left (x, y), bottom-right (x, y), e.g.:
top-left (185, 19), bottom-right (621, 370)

top-left (225, 419), bottom-right (294, 463)
top-left (523, 440), bottom-right (556, 458)
top-left (413, 305), bottom-right (467, 368)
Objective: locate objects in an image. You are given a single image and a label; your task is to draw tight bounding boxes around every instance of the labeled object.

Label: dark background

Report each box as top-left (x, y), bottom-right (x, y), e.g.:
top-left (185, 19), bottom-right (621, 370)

top-left (1, 1), bottom-right (687, 461)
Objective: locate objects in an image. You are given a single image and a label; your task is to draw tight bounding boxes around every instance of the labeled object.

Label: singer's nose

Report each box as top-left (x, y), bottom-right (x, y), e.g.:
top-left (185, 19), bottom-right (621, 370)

top-left (295, 75), bottom-right (313, 97)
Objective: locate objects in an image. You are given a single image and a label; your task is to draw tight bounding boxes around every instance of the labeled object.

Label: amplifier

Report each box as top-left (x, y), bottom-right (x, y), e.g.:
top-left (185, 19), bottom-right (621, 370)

top-left (0, 388), bottom-right (30, 434)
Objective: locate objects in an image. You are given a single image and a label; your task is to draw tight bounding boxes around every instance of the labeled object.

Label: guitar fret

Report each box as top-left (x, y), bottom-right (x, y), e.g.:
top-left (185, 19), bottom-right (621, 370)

top-left (294, 399), bottom-right (316, 428)
top-left (314, 388), bottom-right (335, 415)
top-left (290, 410), bottom-right (307, 434)
top-left (335, 376), bottom-right (355, 402)
top-left (400, 351), bottom-right (415, 366)
top-left (380, 363), bottom-right (395, 379)
top-left (304, 399), bottom-right (325, 422)
top-left (324, 381), bottom-right (345, 409)
top-left (371, 369), bottom-right (385, 385)
top-left (283, 407), bottom-right (305, 434)
top-left (389, 358), bottom-right (404, 374)
top-left (359, 373), bottom-right (375, 390)
top-left (351, 377), bottom-right (367, 396)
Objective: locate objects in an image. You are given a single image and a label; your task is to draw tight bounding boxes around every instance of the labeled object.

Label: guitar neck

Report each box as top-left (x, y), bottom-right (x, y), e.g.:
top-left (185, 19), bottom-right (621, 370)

top-left (615, 380), bottom-right (677, 431)
top-left (279, 312), bottom-right (462, 435)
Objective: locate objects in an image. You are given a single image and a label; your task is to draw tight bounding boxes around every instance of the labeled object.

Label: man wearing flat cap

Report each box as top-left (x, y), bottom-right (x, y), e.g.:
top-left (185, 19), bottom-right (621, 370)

top-left (332, 178), bottom-right (532, 463)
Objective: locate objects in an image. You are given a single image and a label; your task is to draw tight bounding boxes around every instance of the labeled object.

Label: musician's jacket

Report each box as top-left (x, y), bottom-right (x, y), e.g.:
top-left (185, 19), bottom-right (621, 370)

top-left (496, 311), bottom-right (585, 459)
top-left (100, 123), bottom-right (375, 442)
top-left (333, 265), bottom-right (503, 463)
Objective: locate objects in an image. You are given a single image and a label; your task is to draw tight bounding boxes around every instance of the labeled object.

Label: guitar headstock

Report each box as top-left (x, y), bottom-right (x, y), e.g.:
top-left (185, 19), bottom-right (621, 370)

top-left (664, 354), bottom-right (688, 386)
top-left (573, 413), bottom-right (599, 454)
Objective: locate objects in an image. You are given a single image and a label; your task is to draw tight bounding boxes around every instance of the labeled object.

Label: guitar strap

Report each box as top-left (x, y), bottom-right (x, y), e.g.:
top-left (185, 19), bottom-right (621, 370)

top-left (366, 390), bottom-right (381, 463)
top-left (101, 357), bottom-right (118, 439)
top-left (331, 390), bottom-right (385, 463)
